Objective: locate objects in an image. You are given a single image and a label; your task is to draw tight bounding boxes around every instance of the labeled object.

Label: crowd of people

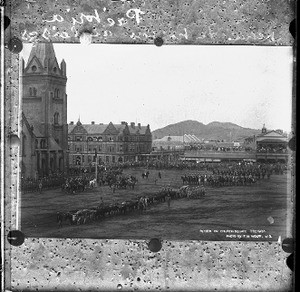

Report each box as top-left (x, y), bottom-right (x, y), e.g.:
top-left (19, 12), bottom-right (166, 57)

top-left (186, 144), bottom-right (245, 152)
top-left (21, 173), bottom-right (66, 194)
top-left (22, 167), bottom-right (139, 194)
top-left (53, 160), bottom-right (288, 227)
top-left (181, 173), bottom-right (257, 187)
top-left (61, 176), bottom-right (94, 194)
top-left (56, 187), bottom-right (181, 227)
top-left (179, 161), bottom-right (287, 187)
top-left (100, 160), bottom-right (287, 174)
top-left (256, 146), bottom-right (287, 153)
top-left (22, 160), bottom-right (286, 193)
top-left (20, 158), bottom-right (288, 228)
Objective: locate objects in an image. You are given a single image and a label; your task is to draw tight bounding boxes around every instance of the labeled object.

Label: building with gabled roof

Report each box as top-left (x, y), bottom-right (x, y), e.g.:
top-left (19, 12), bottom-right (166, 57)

top-left (152, 134), bottom-right (202, 151)
top-left (20, 42), bottom-right (68, 178)
top-left (68, 120), bottom-right (152, 167)
top-left (243, 124), bottom-right (289, 162)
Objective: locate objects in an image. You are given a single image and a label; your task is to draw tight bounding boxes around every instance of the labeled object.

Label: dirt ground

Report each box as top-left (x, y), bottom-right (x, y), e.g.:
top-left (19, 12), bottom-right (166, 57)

top-left (21, 168), bottom-right (290, 241)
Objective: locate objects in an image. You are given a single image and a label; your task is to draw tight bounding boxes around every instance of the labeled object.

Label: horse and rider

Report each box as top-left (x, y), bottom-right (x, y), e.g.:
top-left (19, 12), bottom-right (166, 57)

top-left (142, 171), bottom-right (150, 179)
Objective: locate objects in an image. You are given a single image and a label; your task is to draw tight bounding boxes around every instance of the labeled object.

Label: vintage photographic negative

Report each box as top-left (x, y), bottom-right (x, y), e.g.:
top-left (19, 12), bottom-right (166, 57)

top-left (19, 43), bottom-right (292, 240)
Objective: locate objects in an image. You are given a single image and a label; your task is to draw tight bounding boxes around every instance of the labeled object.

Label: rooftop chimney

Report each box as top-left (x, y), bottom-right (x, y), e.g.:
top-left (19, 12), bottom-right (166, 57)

top-left (138, 123), bottom-right (141, 128)
top-left (121, 121), bottom-right (126, 125)
top-left (91, 121), bottom-right (95, 125)
top-left (70, 121), bottom-right (74, 125)
top-left (130, 122), bottom-right (135, 128)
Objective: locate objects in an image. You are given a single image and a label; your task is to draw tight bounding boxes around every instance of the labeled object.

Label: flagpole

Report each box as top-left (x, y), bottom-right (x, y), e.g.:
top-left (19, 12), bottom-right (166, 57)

top-left (95, 148), bottom-right (98, 187)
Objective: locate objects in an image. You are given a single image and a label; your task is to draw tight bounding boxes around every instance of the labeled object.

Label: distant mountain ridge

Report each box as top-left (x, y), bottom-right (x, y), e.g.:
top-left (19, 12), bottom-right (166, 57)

top-left (152, 120), bottom-right (261, 141)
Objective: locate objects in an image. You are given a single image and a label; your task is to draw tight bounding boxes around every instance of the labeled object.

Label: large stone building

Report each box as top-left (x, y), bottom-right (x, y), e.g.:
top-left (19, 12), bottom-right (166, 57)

top-left (20, 43), bottom-right (68, 178)
top-left (68, 120), bottom-right (152, 168)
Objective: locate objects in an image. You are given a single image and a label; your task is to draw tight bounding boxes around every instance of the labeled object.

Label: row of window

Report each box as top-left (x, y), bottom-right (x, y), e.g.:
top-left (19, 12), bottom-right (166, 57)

top-left (70, 144), bottom-right (148, 153)
top-left (70, 135), bottom-right (150, 142)
top-left (72, 155), bottom-right (138, 165)
top-left (28, 87), bottom-right (61, 98)
top-left (31, 65), bottom-right (58, 73)
top-left (74, 155), bottom-right (115, 165)
top-left (21, 136), bottom-right (48, 156)
top-left (52, 88), bottom-right (60, 98)
top-left (29, 87), bottom-right (37, 96)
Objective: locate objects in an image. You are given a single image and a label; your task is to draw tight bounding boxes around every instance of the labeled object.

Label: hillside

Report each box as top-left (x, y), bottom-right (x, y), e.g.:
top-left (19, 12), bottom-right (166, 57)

top-left (152, 120), bottom-right (261, 141)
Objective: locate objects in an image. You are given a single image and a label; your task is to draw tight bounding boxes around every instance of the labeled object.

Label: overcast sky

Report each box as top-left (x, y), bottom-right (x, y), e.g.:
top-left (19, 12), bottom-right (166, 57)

top-left (21, 44), bottom-right (293, 132)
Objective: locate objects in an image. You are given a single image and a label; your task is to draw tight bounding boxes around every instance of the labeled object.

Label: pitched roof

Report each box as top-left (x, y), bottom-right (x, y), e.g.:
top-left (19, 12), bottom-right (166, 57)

top-left (21, 113), bottom-right (35, 137)
top-left (256, 130), bottom-right (288, 142)
top-left (127, 125), bottom-right (149, 135)
top-left (28, 120), bottom-right (44, 137)
top-left (82, 124), bottom-right (108, 134)
top-left (48, 137), bottom-right (62, 151)
top-left (184, 134), bottom-right (202, 143)
top-left (257, 137), bottom-right (287, 143)
top-left (68, 124), bottom-right (76, 133)
top-left (26, 42), bottom-right (57, 68)
top-left (155, 136), bottom-right (184, 142)
top-left (155, 134), bottom-right (201, 143)
top-left (68, 123), bottom-right (150, 135)
top-left (259, 131), bottom-right (285, 137)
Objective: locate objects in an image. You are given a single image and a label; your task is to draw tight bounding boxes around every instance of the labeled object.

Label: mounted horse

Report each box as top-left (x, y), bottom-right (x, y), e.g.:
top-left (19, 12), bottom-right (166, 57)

top-left (142, 171), bottom-right (150, 179)
top-left (89, 178), bottom-right (97, 188)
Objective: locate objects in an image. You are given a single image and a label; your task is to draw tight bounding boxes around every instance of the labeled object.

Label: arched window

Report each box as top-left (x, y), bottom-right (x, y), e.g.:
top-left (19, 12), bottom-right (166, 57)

top-left (54, 112), bottom-right (59, 125)
top-left (54, 88), bottom-right (60, 98)
top-left (29, 87), bottom-right (37, 96)
top-left (40, 139), bottom-right (46, 149)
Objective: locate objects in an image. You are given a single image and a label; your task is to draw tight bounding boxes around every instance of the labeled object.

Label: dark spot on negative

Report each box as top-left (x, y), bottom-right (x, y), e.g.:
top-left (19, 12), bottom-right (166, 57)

top-left (7, 230), bottom-right (25, 246)
top-left (7, 37), bottom-right (23, 54)
top-left (154, 37), bottom-right (164, 47)
top-left (148, 238), bottom-right (162, 252)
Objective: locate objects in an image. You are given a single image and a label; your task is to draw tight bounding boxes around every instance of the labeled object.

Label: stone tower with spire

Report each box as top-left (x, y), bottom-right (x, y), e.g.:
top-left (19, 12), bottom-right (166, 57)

top-left (21, 42), bottom-right (68, 177)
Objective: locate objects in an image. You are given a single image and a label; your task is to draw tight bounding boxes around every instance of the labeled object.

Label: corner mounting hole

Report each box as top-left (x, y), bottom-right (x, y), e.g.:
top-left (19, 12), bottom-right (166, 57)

top-left (282, 237), bottom-right (294, 253)
top-left (117, 284), bottom-right (122, 290)
top-left (4, 16), bottom-right (11, 30)
top-left (288, 136), bottom-right (295, 151)
top-left (137, 277), bottom-right (141, 282)
top-left (7, 37), bottom-right (23, 54)
top-left (289, 19), bottom-right (295, 39)
top-left (7, 230), bottom-right (25, 246)
top-left (148, 238), bottom-right (162, 252)
top-left (286, 253), bottom-right (294, 271)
